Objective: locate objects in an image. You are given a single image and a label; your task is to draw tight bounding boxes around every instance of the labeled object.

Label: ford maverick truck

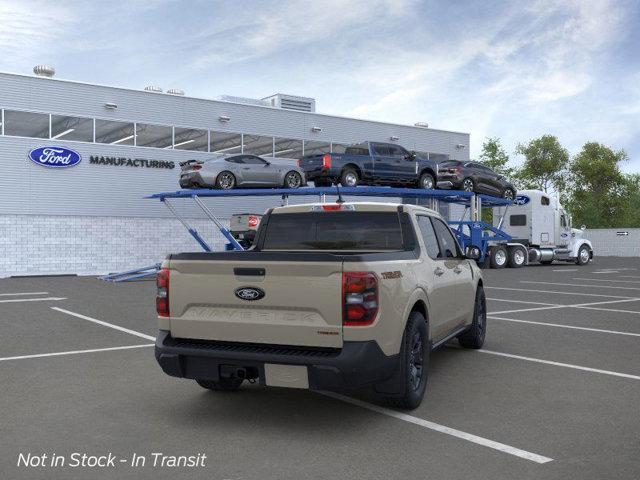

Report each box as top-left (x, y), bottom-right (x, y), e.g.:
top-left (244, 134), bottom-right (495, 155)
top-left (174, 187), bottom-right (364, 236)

top-left (298, 142), bottom-right (439, 190)
top-left (155, 202), bottom-right (485, 409)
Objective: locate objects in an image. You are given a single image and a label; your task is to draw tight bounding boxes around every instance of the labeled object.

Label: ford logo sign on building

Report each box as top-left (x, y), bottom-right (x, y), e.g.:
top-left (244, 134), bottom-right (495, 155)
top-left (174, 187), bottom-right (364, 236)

top-left (28, 146), bottom-right (82, 168)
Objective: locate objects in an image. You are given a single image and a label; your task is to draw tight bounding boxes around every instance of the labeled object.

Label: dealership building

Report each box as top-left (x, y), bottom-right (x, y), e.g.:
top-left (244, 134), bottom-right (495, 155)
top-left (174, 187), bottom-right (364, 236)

top-left (0, 68), bottom-right (470, 277)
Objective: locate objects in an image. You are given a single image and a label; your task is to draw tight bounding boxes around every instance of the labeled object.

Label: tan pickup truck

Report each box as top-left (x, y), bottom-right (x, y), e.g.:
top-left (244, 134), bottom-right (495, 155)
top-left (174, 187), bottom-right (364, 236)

top-left (155, 202), bottom-right (486, 409)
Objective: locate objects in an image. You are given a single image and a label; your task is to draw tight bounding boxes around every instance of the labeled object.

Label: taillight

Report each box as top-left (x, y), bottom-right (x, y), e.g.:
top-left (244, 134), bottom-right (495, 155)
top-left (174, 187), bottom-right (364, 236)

top-left (297, 159), bottom-right (301, 167)
top-left (156, 268), bottom-right (170, 317)
top-left (322, 153), bottom-right (331, 168)
top-left (342, 272), bottom-right (378, 326)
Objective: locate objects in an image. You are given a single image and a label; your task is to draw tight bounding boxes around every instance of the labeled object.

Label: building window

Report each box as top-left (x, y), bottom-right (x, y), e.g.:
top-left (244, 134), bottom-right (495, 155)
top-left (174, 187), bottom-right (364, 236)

top-left (303, 140), bottom-right (330, 156)
top-left (135, 123), bottom-right (173, 148)
top-left (331, 143), bottom-right (349, 154)
top-left (210, 131), bottom-right (242, 154)
top-left (273, 137), bottom-right (303, 159)
top-left (50, 114), bottom-right (94, 142)
top-left (173, 127), bottom-right (208, 151)
top-left (3, 110), bottom-right (50, 139)
top-left (243, 134), bottom-right (274, 156)
top-left (95, 119), bottom-right (135, 145)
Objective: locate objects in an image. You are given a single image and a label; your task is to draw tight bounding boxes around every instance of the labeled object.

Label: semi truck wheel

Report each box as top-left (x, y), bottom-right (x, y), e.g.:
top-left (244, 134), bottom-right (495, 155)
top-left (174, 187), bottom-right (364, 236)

top-left (383, 311), bottom-right (429, 410)
top-left (576, 245), bottom-right (591, 265)
top-left (507, 246), bottom-right (526, 268)
top-left (489, 245), bottom-right (507, 269)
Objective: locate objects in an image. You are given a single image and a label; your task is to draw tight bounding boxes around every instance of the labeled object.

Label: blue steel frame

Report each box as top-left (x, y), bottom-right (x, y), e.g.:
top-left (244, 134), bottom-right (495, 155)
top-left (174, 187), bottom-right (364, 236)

top-left (147, 186), bottom-right (513, 262)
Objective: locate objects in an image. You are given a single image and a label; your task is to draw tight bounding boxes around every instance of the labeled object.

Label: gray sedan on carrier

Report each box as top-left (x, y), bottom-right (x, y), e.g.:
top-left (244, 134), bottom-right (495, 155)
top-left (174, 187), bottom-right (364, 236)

top-left (179, 154), bottom-right (307, 189)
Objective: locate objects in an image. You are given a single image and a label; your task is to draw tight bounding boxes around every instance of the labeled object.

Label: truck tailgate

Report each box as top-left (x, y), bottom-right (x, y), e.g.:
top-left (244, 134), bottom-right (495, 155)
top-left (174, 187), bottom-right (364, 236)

top-left (168, 257), bottom-right (344, 348)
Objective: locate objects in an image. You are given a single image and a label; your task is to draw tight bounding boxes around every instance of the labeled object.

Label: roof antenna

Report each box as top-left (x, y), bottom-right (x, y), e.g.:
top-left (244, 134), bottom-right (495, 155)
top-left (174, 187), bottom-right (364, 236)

top-left (335, 184), bottom-right (345, 204)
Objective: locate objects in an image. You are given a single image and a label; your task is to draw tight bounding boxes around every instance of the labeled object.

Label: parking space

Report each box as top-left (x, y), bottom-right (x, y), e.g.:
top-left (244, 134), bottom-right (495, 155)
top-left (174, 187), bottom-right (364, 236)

top-left (2, 257), bottom-right (640, 479)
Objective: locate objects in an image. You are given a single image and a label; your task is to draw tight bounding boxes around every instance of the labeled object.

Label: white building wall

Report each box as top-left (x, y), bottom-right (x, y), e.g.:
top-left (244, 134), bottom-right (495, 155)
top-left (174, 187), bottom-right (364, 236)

top-left (583, 229), bottom-right (640, 257)
top-left (0, 215), bottom-right (230, 277)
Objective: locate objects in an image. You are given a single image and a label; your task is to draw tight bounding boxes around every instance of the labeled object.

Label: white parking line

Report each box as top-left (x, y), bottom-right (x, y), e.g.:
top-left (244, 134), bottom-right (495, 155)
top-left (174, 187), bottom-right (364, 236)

top-left (487, 298), bottom-right (559, 306)
top-left (489, 316), bottom-right (640, 338)
top-left (486, 286), bottom-right (637, 299)
top-left (0, 297), bottom-right (67, 304)
top-left (0, 344), bottom-right (154, 362)
top-left (574, 305), bottom-right (640, 315)
top-left (619, 275), bottom-right (640, 279)
top-left (0, 292), bottom-right (49, 296)
top-left (490, 305), bottom-right (566, 315)
top-left (552, 269), bottom-right (578, 272)
top-left (520, 281), bottom-right (640, 291)
top-left (490, 297), bottom-right (640, 315)
top-left (572, 278), bottom-right (640, 284)
top-left (478, 350), bottom-right (640, 381)
top-left (51, 307), bottom-right (155, 341)
top-left (321, 391), bottom-right (553, 464)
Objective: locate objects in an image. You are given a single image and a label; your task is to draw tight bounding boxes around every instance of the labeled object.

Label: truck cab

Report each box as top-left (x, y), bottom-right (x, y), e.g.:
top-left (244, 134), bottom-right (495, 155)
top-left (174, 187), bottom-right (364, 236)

top-left (494, 189), bottom-right (593, 265)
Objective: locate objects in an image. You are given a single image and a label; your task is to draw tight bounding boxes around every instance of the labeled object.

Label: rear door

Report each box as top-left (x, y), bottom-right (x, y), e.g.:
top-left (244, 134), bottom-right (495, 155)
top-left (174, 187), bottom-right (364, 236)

top-left (168, 257), bottom-right (344, 348)
top-left (430, 217), bottom-right (475, 326)
top-left (414, 215), bottom-right (459, 340)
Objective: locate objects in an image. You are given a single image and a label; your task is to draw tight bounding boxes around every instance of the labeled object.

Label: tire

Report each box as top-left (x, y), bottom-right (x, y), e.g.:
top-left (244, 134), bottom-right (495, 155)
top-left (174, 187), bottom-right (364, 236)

top-left (458, 286), bottom-right (486, 349)
top-left (196, 377), bottom-right (244, 391)
top-left (502, 188), bottom-right (516, 200)
top-left (576, 245), bottom-right (591, 265)
top-left (418, 172), bottom-right (435, 190)
top-left (383, 311), bottom-right (429, 410)
top-left (340, 168), bottom-right (359, 187)
top-left (284, 171), bottom-right (303, 189)
top-left (507, 246), bottom-right (526, 268)
top-left (489, 245), bottom-right (507, 269)
top-left (215, 171), bottom-right (236, 190)
top-left (461, 178), bottom-right (475, 192)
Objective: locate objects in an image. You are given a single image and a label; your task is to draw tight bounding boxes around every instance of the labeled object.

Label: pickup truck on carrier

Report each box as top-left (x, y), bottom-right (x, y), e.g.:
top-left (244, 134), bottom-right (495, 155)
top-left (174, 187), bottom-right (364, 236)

top-left (298, 141), bottom-right (439, 190)
top-left (155, 202), bottom-right (486, 409)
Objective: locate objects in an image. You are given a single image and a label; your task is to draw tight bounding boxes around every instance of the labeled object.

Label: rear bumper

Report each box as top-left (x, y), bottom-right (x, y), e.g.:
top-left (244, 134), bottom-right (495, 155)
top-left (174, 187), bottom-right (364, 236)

top-left (155, 330), bottom-right (399, 392)
top-left (179, 172), bottom-right (208, 188)
top-left (436, 177), bottom-right (462, 189)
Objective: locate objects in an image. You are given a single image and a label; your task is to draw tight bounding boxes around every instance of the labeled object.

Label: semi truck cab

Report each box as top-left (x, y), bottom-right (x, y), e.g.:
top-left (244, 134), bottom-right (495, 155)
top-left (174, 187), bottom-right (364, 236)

top-left (494, 189), bottom-right (593, 266)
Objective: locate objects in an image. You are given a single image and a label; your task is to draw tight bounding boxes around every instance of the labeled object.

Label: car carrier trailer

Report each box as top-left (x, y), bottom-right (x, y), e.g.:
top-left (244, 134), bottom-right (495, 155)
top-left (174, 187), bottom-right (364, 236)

top-left (101, 185), bottom-right (593, 282)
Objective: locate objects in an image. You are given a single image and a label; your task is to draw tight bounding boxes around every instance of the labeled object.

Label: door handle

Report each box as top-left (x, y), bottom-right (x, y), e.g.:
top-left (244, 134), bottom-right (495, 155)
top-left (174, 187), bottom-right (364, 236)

top-left (453, 266), bottom-right (462, 274)
top-left (242, 167), bottom-right (250, 170)
top-left (434, 267), bottom-right (445, 276)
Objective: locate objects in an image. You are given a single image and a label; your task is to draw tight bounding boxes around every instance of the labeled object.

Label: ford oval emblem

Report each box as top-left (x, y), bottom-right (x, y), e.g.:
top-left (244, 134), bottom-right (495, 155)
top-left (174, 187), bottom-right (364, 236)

top-left (28, 146), bottom-right (82, 168)
top-left (514, 195), bottom-right (530, 205)
top-left (234, 287), bottom-right (265, 301)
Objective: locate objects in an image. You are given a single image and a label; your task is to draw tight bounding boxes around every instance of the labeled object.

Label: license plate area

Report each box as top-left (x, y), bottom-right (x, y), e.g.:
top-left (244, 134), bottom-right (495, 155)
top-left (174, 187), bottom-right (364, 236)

top-left (264, 364), bottom-right (309, 389)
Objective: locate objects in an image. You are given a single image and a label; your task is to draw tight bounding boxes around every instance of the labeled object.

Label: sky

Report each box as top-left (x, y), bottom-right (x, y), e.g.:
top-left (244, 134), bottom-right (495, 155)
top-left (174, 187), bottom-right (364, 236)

top-left (1, 0), bottom-right (639, 171)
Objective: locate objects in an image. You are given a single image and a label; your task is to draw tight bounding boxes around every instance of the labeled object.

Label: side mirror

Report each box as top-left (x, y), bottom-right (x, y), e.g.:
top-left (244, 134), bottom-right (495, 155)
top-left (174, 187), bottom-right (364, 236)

top-left (404, 152), bottom-right (416, 160)
top-left (465, 245), bottom-right (481, 261)
top-left (264, 161), bottom-right (271, 166)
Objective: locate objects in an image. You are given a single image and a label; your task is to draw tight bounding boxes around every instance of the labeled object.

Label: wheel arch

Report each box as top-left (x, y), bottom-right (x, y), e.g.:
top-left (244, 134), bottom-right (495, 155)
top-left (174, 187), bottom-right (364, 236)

top-left (342, 163), bottom-right (362, 178)
top-left (419, 167), bottom-right (436, 179)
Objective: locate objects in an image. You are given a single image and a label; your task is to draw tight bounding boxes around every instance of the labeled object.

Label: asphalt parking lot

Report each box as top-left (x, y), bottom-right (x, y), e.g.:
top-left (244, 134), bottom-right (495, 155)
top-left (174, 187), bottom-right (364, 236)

top-left (2, 257), bottom-right (640, 480)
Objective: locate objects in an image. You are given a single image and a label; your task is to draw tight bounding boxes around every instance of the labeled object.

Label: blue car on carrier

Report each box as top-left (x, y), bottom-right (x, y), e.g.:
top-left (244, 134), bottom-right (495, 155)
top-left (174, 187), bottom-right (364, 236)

top-left (298, 141), bottom-right (439, 189)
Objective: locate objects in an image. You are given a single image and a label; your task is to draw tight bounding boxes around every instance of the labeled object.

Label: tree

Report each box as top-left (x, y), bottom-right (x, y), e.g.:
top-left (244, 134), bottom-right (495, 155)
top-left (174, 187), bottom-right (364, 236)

top-left (479, 137), bottom-right (515, 177)
top-left (515, 135), bottom-right (569, 193)
top-left (619, 174), bottom-right (640, 228)
top-left (566, 142), bottom-right (628, 228)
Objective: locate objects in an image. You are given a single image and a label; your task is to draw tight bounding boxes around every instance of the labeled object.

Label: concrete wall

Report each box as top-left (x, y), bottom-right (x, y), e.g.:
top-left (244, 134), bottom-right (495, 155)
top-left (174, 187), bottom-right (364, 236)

top-left (584, 229), bottom-right (640, 257)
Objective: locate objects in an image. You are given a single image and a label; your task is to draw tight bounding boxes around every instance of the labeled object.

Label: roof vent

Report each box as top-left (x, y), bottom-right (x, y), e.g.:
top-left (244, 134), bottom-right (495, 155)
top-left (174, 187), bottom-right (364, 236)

top-left (262, 93), bottom-right (316, 113)
top-left (167, 88), bottom-right (185, 96)
top-left (144, 85), bottom-right (163, 93)
top-left (217, 95), bottom-right (270, 107)
top-left (33, 65), bottom-right (55, 78)
top-left (414, 122), bottom-right (429, 128)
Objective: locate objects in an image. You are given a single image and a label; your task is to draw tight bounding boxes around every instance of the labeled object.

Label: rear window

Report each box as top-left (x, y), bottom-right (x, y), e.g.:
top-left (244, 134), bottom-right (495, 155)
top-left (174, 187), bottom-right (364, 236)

top-left (261, 212), bottom-right (404, 251)
top-left (439, 160), bottom-right (461, 167)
